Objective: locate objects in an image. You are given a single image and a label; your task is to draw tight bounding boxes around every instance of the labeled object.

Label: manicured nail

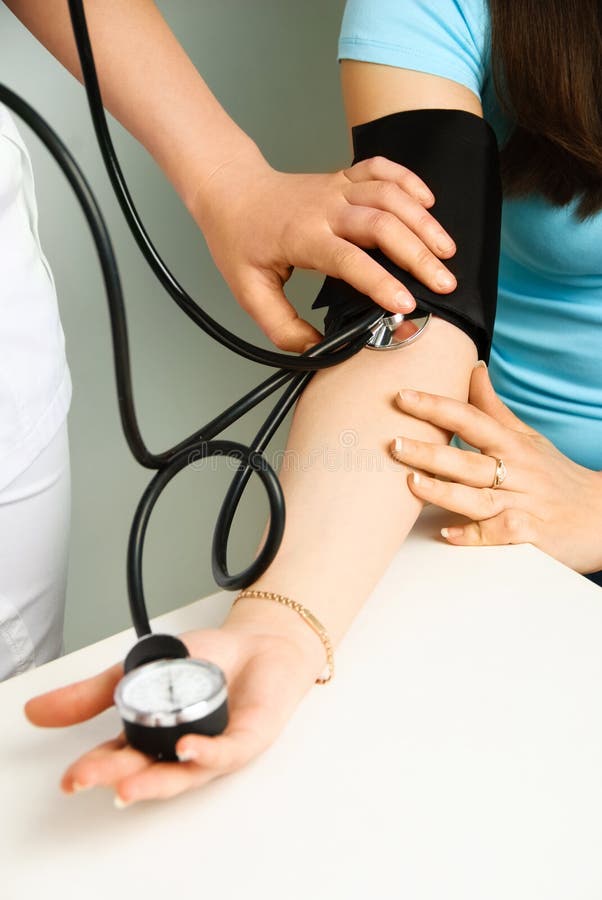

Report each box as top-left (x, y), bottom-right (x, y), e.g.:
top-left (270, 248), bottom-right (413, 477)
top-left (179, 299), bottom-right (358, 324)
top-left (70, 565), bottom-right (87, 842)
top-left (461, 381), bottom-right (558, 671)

top-left (397, 389), bottom-right (419, 404)
top-left (394, 290), bottom-right (414, 311)
top-left (411, 471), bottom-right (434, 488)
top-left (474, 359), bottom-right (487, 369)
top-left (437, 271), bottom-right (456, 290)
top-left (71, 781), bottom-right (93, 794)
top-left (176, 750), bottom-right (197, 763)
top-left (391, 437), bottom-right (403, 454)
top-left (441, 526), bottom-right (464, 539)
top-left (114, 794), bottom-right (133, 809)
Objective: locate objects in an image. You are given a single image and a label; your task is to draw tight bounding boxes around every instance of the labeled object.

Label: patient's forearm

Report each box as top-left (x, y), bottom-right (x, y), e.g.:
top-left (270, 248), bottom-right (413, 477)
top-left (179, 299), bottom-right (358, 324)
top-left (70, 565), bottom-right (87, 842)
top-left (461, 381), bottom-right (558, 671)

top-left (226, 318), bottom-right (476, 672)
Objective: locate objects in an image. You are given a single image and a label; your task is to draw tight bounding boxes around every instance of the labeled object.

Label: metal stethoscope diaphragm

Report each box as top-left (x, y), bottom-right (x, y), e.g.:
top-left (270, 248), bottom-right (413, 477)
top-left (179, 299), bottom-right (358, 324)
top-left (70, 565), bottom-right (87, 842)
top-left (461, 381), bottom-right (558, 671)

top-left (366, 311), bottom-right (431, 350)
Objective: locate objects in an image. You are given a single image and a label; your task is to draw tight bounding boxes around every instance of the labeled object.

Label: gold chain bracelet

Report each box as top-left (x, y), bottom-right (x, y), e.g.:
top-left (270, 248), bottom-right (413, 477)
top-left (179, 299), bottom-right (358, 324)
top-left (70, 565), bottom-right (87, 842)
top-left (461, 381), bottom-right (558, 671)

top-left (233, 589), bottom-right (334, 684)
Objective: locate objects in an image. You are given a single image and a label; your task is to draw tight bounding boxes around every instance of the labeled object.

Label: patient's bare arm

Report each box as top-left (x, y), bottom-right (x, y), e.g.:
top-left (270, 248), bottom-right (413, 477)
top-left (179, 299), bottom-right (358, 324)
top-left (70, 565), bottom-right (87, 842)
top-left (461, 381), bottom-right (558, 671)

top-left (226, 317), bottom-right (476, 671)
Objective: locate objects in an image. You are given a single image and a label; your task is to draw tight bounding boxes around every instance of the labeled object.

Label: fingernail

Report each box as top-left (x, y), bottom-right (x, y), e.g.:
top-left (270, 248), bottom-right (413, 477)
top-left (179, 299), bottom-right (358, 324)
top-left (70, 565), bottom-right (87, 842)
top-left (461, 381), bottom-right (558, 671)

top-left (302, 341), bottom-right (318, 354)
top-left (474, 359), bottom-right (487, 369)
top-left (391, 437), bottom-right (403, 454)
top-left (437, 271), bottom-right (456, 290)
top-left (394, 290), bottom-right (414, 311)
top-left (437, 239), bottom-right (455, 255)
top-left (441, 526), bottom-right (464, 539)
top-left (420, 191), bottom-right (435, 205)
top-left (176, 750), bottom-right (197, 763)
top-left (397, 389), bottom-right (419, 404)
top-left (114, 794), bottom-right (133, 809)
top-left (71, 781), bottom-right (93, 794)
top-left (411, 471), bottom-right (433, 488)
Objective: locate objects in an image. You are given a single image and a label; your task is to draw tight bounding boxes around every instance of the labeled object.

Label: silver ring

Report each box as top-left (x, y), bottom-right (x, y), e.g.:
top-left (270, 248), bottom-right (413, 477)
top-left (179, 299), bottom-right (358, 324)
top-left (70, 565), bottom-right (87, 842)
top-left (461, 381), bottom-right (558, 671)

top-left (491, 457), bottom-right (508, 489)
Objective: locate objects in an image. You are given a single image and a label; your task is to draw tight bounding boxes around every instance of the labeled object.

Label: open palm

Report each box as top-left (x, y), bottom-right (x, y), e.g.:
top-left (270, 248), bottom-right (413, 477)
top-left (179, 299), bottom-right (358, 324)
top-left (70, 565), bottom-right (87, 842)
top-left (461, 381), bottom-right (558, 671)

top-left (25, 626), bottom-right (316, 806)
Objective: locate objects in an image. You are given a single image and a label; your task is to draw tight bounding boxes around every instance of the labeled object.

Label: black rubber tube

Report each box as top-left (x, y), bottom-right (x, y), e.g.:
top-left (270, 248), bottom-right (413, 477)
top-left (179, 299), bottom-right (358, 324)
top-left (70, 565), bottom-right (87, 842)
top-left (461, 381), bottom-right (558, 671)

top-left (127, 440), bottom-right (286, 635)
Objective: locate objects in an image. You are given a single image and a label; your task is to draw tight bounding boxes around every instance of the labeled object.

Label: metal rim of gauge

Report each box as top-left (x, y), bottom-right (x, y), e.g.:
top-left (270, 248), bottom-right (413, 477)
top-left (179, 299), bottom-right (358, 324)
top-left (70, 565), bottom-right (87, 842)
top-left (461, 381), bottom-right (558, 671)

top-left (114, 657), bottom-right (228, 728)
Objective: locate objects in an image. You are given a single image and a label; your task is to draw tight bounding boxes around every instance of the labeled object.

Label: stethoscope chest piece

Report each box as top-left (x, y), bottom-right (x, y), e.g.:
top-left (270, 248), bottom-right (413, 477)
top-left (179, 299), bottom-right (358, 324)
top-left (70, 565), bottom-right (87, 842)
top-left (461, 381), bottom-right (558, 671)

top-left (366, 310), bottom-right (431, 350)
top-left (114, 634), bottom-right (228, 761)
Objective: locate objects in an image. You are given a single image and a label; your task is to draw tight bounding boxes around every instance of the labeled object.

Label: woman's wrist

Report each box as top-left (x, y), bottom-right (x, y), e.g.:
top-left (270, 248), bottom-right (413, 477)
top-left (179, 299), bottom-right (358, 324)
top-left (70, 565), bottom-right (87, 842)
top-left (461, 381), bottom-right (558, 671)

top-left (183, 137), bottom-right (272, 230)
top-left (222, 594), bottom-right (328, 681)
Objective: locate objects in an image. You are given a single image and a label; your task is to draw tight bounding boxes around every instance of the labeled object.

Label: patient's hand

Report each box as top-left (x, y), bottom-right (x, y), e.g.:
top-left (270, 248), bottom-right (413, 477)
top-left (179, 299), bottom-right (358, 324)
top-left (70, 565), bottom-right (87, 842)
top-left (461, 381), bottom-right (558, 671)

top-left (25, 614), bottom-right (322, 806)
top-left (390, 364), bottom-right (602, 575)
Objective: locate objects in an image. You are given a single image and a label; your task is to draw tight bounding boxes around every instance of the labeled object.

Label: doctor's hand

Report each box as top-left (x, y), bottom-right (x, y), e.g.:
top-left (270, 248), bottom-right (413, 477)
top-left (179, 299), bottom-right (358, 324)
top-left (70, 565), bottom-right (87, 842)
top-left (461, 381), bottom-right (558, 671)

top-left (389, 362), bottom-right (602, 574)
top-left (24, 604), bottom-right (323, 806)
top-left (191, 145), bottom-right (457, 353)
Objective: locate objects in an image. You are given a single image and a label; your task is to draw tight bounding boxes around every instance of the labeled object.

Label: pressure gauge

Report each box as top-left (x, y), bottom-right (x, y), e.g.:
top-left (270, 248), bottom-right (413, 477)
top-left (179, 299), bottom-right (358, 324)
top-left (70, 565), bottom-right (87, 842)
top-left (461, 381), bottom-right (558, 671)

top-left (114, 634), bottom-right (228, 760)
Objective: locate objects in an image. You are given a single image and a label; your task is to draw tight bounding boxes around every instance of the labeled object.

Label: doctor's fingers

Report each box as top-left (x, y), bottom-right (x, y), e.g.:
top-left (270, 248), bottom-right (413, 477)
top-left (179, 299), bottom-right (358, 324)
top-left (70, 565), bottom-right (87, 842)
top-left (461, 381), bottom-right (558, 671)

top-left (331, 206), bottom-right (457, 297)
top-left (235, 267), bottom-right (323, 353)
top-left (343, 156), bottom-right (435, 207)
top-left (341, 179), bottom-right (456, 260)
top-left (24, 662), bottom-right (123, 727)
top-left (245, 222), bottom-right (416, 320)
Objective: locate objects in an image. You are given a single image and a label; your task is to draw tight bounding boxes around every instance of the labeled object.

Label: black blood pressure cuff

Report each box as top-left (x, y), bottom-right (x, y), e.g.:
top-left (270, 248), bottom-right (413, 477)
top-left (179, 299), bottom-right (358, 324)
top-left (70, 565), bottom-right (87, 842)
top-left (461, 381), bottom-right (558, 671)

top-left (311, 109), bottom-right (502, 361)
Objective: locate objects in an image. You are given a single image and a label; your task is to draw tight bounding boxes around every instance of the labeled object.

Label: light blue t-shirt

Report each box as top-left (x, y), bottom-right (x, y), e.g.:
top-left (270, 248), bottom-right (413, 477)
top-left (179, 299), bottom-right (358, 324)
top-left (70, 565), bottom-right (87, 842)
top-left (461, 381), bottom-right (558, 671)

top-left (339, 0), bottom-right (602, 470)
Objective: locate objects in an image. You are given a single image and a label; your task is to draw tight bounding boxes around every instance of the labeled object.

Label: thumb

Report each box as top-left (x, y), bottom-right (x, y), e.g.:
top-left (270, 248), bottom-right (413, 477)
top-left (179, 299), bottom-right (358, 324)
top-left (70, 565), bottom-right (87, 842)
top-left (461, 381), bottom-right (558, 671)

top-left (237, 269), bottom-right (323, 353)
top-left (24, 662), bottom-right (123, 727)
top-left (469, 361), bottom-right (533, 433)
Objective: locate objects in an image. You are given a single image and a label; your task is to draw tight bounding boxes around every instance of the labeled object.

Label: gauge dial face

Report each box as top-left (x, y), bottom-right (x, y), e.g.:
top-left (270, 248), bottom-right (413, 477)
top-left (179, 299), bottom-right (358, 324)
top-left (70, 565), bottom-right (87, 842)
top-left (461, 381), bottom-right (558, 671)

top-left (115, 658), bottom-right (226, 726)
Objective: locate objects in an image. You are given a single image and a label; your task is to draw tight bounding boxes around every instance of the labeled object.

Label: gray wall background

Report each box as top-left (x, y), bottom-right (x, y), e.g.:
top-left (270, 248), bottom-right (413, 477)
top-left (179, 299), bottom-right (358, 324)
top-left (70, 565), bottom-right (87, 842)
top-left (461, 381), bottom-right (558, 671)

top-left (0, 1), bottom-right (348, 652)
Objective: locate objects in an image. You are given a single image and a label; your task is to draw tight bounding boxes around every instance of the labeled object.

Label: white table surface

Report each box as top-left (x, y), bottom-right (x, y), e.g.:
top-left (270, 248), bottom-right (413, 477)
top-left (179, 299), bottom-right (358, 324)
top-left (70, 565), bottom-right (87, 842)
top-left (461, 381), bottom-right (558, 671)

top-left (1, 506), bottom-right (601, 900)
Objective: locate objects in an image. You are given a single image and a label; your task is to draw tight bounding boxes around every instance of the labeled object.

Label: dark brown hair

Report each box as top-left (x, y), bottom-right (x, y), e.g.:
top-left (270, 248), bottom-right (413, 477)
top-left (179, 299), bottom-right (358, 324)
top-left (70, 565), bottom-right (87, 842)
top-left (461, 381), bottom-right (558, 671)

top-left (489, 0), bottom-right (602, 219)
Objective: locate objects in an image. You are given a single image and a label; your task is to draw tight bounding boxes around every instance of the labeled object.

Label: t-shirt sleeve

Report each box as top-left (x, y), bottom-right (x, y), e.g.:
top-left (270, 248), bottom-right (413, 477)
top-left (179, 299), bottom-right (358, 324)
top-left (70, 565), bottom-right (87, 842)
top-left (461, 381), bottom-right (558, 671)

top-left (338, 0), bottom-right (490, 102)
